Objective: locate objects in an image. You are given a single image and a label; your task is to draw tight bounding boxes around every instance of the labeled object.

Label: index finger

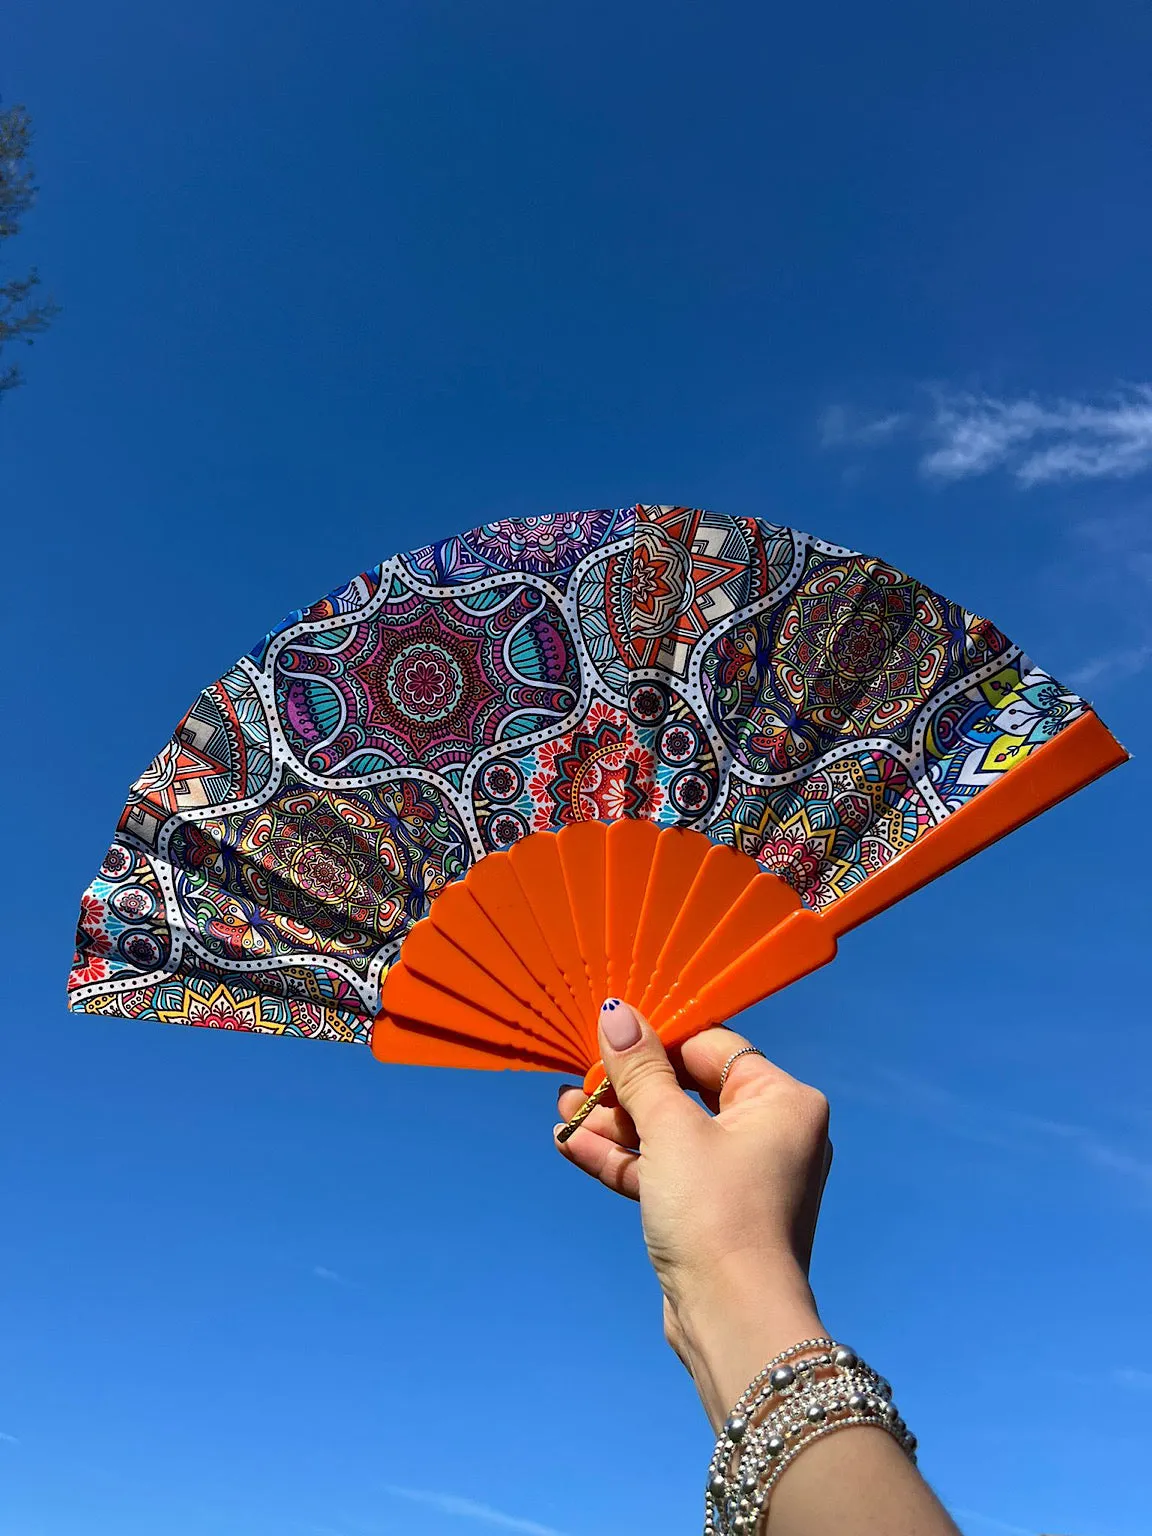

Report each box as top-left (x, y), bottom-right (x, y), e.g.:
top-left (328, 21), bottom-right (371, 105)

top-left (676, 1025), bottom-right (798, 1109)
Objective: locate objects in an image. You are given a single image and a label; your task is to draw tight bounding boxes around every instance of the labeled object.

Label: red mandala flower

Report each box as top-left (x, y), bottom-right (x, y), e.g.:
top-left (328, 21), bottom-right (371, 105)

top-left (392, 649), bottom-right (462, 716)
top-left (529, 703), bottom-right (663, 829)
top-left (485, 765), bottom-right (518, 798)
top-left (754, 832), bottom-right (828, 897)
top-left (72, 893), bottom-right (113, 984)
top-left (198, 1009), bottom-right (256, 1030)
top-left (79, 893), bottom-right (109, 942)
top-left (629, 686), bottom-right (665, 722)
top-left (70, 952), bottom-right (110, 985)
top-left (631, 543), bottom-right (676, 611)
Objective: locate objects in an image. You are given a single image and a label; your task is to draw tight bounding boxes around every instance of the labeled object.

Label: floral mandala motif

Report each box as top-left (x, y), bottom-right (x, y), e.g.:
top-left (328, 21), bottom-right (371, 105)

top-left (704, 555), bottom-right (1008, 774)
top-left (404, 507), bottom-right (628, 584)
top-left (754, 829), bottom-right (830, 897)
top-left (358, 627), bottom-right (474, 743)
top-left (168, 775), bottom-right (469, 969)
top-left (121, 665), bottom-right (272, 848)
top-left (68, 505), bottom-right (1098, 1045)
top-left (713, 751), bottom-right (932, 906)
top-left (388, 643), bottom-right (464, 720)
top-left (528, 703), bottom-right (664, 828)
top-left (276, 587), bottom-right (579, 782)
top-left (629, 522), bottom-right (693, 632)
top-left (924, 662), bottom-right (1084, 808)
top-left (71, 845), bottom-right (171, 987)
top-left (465, 512), bottom-right (617, 574)
top-left (602, 506), bottom-right (786, 677)
top-left (157, 980), bottom-right (281, 1032)
top-left (72, 893), bottom-right (113, 985)
top-left (629, 684), bottom-right (666, 723)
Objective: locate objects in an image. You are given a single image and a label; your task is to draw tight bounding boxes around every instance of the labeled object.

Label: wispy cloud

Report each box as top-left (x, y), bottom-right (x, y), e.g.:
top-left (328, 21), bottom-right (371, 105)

top-left (312, 1265), bottom-right (351, 1285)
top-left (835, 1069), bottom-right (1152, 1204)
top-left (0, 1431), bottom-right (18, 1445)
top-left (822, 385), bottom-right (1152, 486)
top-left (385, 1485), bottom-right (569, 1536)
top-left (922, 386), bottom-right (1152, 484)
top-left (819, 404), bottom-right (908, 448)
top-left (1068, 641), bottom-right (1152, 690)
top-left (822, 395), bottom-right (1152, 688)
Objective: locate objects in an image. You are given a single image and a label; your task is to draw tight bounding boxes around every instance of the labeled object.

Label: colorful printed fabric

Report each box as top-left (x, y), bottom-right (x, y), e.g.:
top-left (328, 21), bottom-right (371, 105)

top-left (68, 505), bottom-right (1093, 1044)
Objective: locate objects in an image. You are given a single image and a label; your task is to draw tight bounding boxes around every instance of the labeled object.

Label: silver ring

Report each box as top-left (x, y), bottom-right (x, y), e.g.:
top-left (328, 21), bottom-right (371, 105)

top-left (719, 1045), bottom-right (765, 1091)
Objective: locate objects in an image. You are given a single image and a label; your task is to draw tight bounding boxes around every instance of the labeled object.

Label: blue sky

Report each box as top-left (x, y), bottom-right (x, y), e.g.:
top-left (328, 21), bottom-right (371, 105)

top-left (3, 3), bottom-right (1150, 1533)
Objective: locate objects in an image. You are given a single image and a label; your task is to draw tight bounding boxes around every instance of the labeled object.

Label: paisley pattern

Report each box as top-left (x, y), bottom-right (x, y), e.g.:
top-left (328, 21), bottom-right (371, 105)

top-left (69, 505), bottom-right (1098, 1044)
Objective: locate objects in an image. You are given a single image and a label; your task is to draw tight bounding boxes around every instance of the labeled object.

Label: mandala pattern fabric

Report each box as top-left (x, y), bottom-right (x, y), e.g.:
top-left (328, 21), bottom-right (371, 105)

top-left (69, 504), bottom-right (1096, 1044)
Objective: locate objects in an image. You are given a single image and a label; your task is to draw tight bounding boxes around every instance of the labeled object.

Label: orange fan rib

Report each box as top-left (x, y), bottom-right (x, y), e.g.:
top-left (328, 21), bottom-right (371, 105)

top-left (371, 712), bottom-right (1128, 1092)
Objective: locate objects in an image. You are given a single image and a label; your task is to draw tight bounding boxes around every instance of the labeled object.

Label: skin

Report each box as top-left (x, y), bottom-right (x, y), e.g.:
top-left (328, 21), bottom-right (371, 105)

top-left (553, 1001), bottom-right (961, 1536)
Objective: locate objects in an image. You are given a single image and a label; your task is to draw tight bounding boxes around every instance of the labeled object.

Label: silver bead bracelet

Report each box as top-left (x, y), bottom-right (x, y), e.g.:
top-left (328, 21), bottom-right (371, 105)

top-left (703, 1339), bottom-right (917, 1534)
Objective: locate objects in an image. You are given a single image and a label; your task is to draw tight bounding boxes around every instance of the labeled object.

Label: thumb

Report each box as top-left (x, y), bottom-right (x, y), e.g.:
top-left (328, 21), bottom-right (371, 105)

top-left (597, 999), bottom-right (690, 1138)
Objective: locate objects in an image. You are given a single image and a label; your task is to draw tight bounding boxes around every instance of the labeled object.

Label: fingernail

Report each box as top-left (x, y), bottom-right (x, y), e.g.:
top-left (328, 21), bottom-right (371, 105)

top-left (552, 1122), bottom-right (566, 1139)
top-left (600, 998), bottom-right (641, 1051)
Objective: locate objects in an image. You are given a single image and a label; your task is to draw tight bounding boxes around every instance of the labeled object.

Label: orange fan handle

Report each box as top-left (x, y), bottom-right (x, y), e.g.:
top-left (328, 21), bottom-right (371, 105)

top-left (561, 710), bottom-right (1127, 1128)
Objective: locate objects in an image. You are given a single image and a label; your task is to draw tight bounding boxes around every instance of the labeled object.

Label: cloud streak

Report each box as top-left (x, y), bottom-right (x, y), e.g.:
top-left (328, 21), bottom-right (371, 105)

top-left (819, 405), bottom-right (908, 448)
top-left (834, 1069), bottom-right (1152, 1203)
top-left (311, 1259), bottom-right (360, 1284)
top-left (384, 1486), bottom-right (569, 1536)
top-left (923, 387), bottom-right (1152, 484)
top-left (1067, 641), bottom-right (1152, 690)
top-left (822, 399), bottom-right (1152, 687)
top-left (823, 385), bottom-right (1152, 486)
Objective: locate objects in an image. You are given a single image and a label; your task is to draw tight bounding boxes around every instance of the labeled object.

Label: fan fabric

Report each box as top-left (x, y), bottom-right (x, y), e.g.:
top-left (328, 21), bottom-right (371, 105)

top-left (69, 504), bottom-right (1096, 1045)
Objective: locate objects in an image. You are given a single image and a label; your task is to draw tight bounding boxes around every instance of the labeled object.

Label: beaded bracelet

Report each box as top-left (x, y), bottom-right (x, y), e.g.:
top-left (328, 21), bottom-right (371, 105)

top-left (703, 1340), bottom-right (916, 1534)
top-left (736, 1348), bottom-right (910, 1464)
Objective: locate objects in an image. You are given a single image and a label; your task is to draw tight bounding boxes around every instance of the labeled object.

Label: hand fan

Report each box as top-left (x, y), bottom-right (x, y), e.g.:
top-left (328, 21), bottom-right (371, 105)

top-left (68, 504), bottom-right (1127, 1134)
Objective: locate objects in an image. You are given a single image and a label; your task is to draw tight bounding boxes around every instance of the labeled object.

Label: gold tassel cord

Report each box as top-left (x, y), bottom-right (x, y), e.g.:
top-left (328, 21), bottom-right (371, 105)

top-left (555, 1078), bottom-right (612, 1143)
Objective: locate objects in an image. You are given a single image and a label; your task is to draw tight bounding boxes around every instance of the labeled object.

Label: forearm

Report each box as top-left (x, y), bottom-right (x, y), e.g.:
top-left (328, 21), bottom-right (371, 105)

top-left (668, 1256), bottom-right (827, 1433)
top-left (767, 1426), bottom-right (961, 1536)
top-left (669, 1263), bottom-right (960, 1536)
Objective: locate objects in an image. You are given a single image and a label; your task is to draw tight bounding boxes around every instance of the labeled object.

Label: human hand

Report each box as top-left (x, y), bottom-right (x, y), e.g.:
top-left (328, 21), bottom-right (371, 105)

top-left (554, 1002), bottom-right (962, 1535)
top-left (553, 999), bottom-right (833, 1429)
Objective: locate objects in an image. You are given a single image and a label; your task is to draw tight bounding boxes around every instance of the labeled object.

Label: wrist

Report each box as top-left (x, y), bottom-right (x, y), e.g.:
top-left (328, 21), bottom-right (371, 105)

top-left (666, 1258), bottom-right (826, 1431)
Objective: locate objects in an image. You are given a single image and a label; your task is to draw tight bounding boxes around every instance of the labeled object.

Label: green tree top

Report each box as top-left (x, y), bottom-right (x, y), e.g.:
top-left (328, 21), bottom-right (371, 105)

top-left (1, 101), bottom-right (59, 396)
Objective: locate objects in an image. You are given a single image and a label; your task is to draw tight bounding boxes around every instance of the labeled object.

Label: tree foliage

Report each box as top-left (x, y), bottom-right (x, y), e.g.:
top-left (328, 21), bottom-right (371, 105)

top-left (1, 101), bottom-right (58, 396)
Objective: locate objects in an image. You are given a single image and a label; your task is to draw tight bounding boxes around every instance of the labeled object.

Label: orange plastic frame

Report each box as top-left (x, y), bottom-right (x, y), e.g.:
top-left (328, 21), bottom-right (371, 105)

top-left (372, 712), bottom-right (1127, 1092)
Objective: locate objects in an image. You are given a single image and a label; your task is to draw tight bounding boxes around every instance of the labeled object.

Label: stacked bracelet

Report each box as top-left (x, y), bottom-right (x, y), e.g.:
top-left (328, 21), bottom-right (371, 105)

top-left (704, 1339), bottom-right (917, 1533)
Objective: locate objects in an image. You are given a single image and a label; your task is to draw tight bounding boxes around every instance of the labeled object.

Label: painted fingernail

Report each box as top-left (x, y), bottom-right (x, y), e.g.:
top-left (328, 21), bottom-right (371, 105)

top-left (600, 998), bottom-right (641, 1051)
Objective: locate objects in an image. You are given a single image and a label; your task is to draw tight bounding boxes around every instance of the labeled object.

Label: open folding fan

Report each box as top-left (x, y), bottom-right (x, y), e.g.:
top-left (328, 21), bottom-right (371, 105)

top-left (69, 504), bottom-right (1127, 1134)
